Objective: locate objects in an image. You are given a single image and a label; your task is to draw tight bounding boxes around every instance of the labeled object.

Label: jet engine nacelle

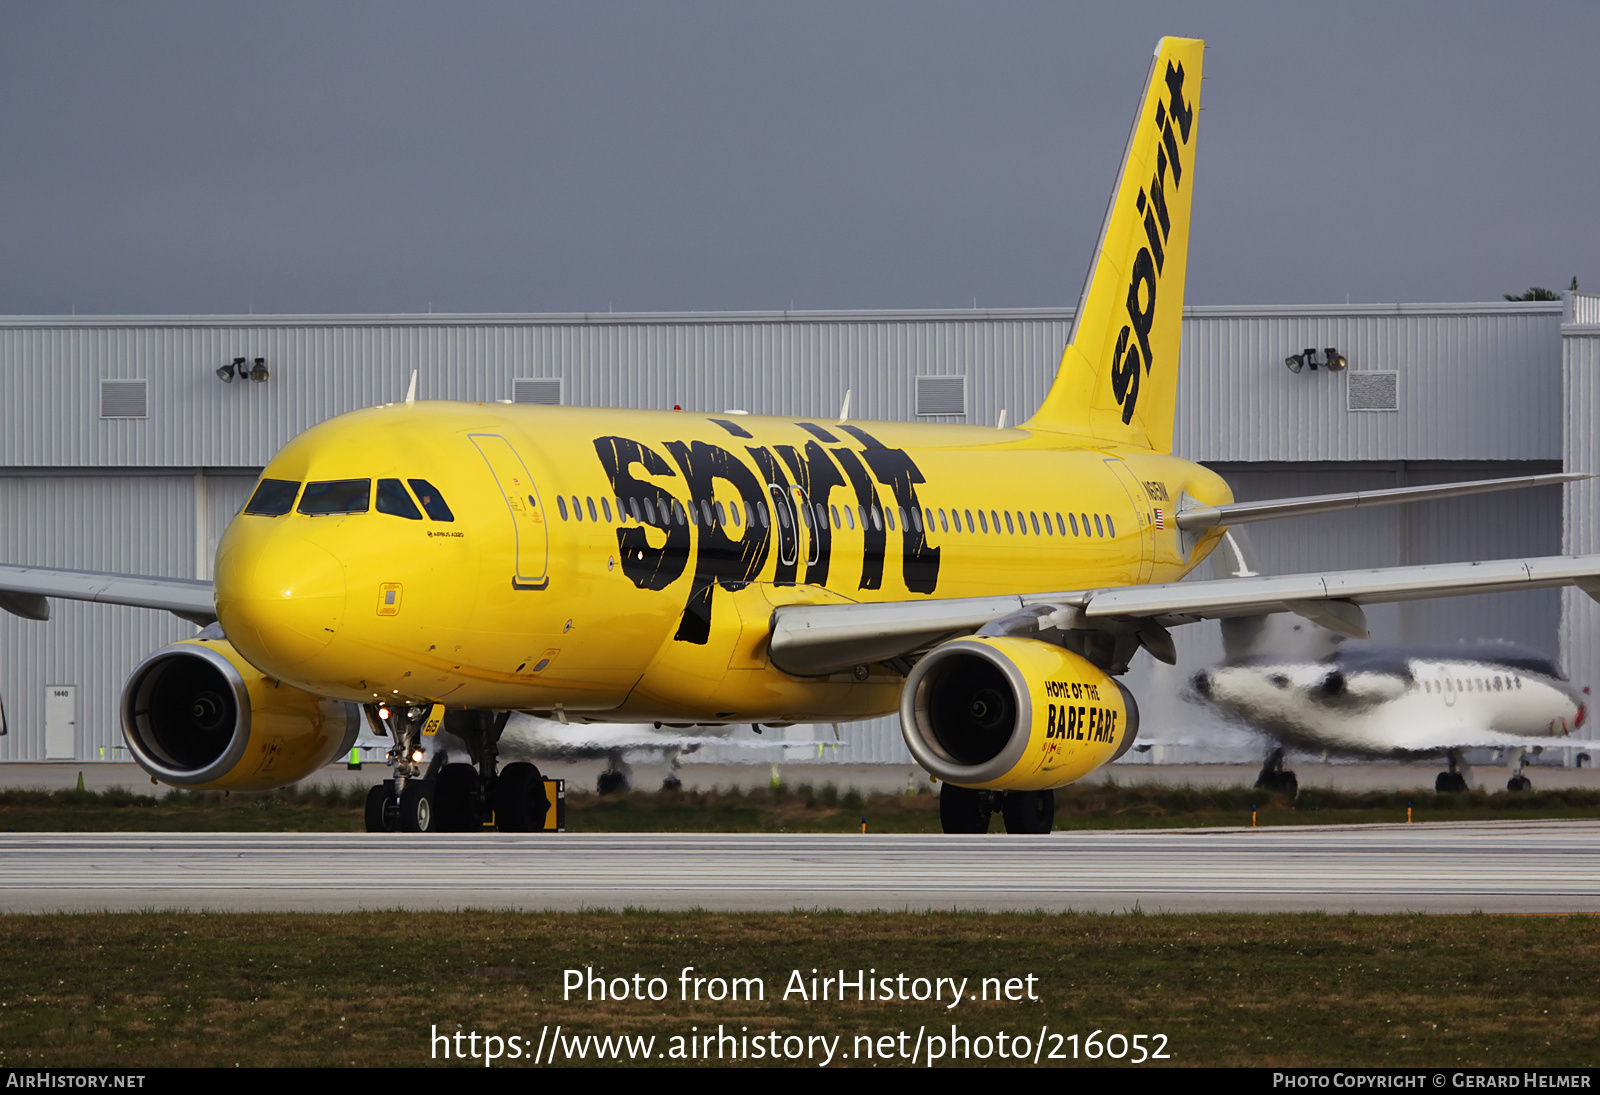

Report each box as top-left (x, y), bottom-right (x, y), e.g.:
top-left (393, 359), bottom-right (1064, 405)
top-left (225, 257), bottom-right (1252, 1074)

top-left (900, 636), bottom-right (1139, 791)
top-left (121, 636), bottom-right (360, 790)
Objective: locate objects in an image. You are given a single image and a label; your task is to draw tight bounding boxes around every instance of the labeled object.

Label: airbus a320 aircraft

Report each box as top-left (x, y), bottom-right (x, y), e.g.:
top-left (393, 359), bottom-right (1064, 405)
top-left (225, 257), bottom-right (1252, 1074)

top-left (5, 37), bottom-right (1600, 835)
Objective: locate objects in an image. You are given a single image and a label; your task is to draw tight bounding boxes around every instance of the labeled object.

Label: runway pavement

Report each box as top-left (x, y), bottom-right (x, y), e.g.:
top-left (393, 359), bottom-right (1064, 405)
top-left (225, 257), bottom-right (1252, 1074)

top-left (2, 819), bottom-right (1597, 915)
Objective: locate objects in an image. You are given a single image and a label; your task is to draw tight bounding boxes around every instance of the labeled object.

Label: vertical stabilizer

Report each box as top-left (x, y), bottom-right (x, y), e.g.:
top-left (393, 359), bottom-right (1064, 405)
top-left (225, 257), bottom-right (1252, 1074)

top-left (1026, 37), bottom-right (1203, 452)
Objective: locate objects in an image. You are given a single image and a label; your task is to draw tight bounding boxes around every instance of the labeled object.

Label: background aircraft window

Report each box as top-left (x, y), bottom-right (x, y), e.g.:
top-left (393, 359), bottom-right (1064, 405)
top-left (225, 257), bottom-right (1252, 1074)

top-left (936, 509), bottom-right (947, 533)
top-left (1004, 511), bottom-right (1015, 534)
top-left (843, 507), bottom-right (855, 530)
top-left (884, 507), bottom-right (895, 532)
top-left (571, 496), bottom-right (584, 521)
top-left (673, 499), bottom-right (687, 526)
top-left (587, 497), bottom-right (598, 522)
top-left (872, 506), bottom-right (884, 532)
top-left (628, 497), bottom-right (640, 521)
top-left (757, 500), bottom-right (770, 528)
top-left (1093, 514), bottom-right (1104, 537)
top-left (243, 478), bottom-right (300, 516)
top-left (908, 508), bottom-right (920, 532)
top-left (1105, 514), bottom-right (1115, 537)
top-left (714, 501), bottom-right (727, 526)
top-left (641, 498), bottom-right (656, 523)
top-left (298, 479), bottom-right (370, 516)
top-left (776, 504), bottom-right (791, 530)
top-left (814, 503), bottom-right (827, 529)
top-left (601, 498), bottom-right (613, 522)
top-left (799, 503), bottom-right (813, 530)
top-left (752, 502), bottom-right (762, 527)
top-left (830, 504), bottom-right (841, 528)
top-left (1030, 512), bottom-right (1041, 535)
top-left (557, 497), bottom-right (569, 520)
top-left (407, 480), bottom-right (455, 522)
top-left (375, 479), bottom-right (423, 520)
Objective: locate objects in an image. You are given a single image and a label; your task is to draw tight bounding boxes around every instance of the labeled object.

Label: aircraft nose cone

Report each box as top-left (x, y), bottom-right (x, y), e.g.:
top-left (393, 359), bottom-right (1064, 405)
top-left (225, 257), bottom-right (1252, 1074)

top-left (216, 537), bottom-right (347, 673)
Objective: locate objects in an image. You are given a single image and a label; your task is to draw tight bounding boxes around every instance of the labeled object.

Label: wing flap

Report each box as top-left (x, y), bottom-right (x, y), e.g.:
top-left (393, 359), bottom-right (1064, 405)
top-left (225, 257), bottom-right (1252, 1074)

top-left (0, 564), bottom-right (216, 626)
top-left (768, 554), bottom-right (1600, 675)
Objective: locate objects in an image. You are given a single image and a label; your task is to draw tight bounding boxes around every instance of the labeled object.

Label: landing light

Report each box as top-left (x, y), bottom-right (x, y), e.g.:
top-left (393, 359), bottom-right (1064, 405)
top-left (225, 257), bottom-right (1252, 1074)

top-left (410, 749), bottom-right (425, 763)
top-left (377, 705), bottom-right (391, 720)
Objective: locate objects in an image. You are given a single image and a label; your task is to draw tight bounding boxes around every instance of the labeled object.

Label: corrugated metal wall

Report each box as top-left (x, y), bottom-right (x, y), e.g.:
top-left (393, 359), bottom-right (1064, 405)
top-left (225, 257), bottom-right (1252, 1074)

top-left (0, 472), bottom-right (196, 762)
top-left (1175, 304), bottom-right (1563, 462)
top-left (0, 302), bottom-right (1579, 763)
top-left (1561, 320), bottom-right (1600, 696)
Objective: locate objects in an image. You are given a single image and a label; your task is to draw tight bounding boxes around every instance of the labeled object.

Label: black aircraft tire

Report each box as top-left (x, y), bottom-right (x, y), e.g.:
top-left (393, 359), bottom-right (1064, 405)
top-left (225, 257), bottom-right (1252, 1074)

top-left (939, 783), bottom-right (989, 835)
top-left (496, 762), bottom-right (549, 832)
top-left (364, 785), bottom-right (395, 833)
top-left (434, 763), bottom-right (481, 832)
top-left (1507, 775), bottom-right (1532, 792)
top-left (596, 770), bottom-right (629, 795)
top-left (398, 779), bottom-right (435, 833)
top-left (1002, 789), bottom-right (1055, 835)
top-left (1279, 771), bottom-right (1299, 799)
top-left (1436, 772), bottom-right (1466, 794)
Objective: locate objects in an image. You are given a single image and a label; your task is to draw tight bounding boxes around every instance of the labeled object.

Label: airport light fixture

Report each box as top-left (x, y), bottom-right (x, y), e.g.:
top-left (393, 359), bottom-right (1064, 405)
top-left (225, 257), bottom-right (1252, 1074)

top-left (1284, 347), bottom-right (1348, 374)
top-left (216, 356), bottom-right (271, 384)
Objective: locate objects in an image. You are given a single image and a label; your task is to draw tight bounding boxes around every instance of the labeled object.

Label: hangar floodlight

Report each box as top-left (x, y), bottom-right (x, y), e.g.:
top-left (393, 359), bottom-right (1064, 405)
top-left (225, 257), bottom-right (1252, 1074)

top-left (1285, 347), bottom-right (1347, 374)
top-left (249, 357), bottom-right (269, 383)
top-left (216, 357), bottom-right (245, 383)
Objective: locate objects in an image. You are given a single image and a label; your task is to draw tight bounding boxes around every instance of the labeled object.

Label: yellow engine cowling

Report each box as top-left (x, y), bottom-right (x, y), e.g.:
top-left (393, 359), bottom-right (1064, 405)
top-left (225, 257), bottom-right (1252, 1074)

top-left (121, 636), bottom-right (361, 791)
top-left (900, 636), bottom-right (1139, 791)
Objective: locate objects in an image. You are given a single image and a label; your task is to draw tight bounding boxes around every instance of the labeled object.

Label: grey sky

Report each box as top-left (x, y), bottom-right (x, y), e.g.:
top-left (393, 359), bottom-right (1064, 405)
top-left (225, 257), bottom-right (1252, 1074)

top-left (1, 1), bottom-right (1595, 316)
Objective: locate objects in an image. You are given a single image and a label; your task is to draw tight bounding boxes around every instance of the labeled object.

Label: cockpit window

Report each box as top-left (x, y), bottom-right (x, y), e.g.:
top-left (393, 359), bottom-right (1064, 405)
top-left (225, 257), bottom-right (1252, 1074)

top-left (298, 479), bottom-right (370, 515)
top-left (243, 478), bottom-right (300, 516)
top-left (408, 479), bottom-right (455, 522)
top-left (376, 478), bottom-right (423, 520)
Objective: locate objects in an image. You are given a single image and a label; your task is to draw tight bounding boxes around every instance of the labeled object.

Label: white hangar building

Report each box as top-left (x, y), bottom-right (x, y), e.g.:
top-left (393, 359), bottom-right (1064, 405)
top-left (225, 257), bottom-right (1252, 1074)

top-left (2, 294), bottom-right (1598, 765)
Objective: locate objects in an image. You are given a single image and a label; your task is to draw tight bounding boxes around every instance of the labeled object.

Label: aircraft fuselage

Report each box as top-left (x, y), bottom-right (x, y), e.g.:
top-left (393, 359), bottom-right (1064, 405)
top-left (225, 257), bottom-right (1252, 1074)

top-left (215, 401), bottom-right (1230, 722)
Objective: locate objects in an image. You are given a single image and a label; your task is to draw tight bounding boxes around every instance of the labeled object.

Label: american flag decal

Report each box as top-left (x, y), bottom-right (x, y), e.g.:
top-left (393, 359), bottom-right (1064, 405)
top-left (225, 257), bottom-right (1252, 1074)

top-left (1154, 507), bottom-right (1165, 529)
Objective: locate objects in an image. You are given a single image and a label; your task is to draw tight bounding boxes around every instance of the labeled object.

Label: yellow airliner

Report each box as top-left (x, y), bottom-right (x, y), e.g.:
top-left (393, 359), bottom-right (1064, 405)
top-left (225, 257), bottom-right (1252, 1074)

top-left (4, 37), bottom-right (1598, 834)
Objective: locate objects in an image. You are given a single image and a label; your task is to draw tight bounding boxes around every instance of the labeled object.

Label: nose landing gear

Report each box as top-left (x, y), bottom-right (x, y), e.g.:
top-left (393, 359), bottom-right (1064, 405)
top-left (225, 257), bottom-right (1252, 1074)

top-left (362, 707), bottom-right (564, 833)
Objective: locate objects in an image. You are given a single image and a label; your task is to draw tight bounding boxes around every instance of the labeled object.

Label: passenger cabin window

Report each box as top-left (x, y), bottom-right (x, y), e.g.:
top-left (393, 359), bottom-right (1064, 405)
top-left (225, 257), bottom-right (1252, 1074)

top-left (937, 509), bottom-right (948, 533)
top-left (1004, 511), bottom-right (1015, 534)
top-left (1093, 514), bottom-right (1104, 537)
top-left (408, 480), bottom-right (454, 522)
top-left (298, 479), bottom-right (370, 516)
top-left (1069, 513), bottom-right (1079, 536)
top-left (1105, 514), bottom-right (1115, 537)
top-left (243, 478), bottom-right (300, 516)
top-left (557, 497), bottom-right (569, 520)
top-left (376, 479), bottom-right (423, 520)
top-left (602, 498), bottom-right (613, 522)
top-left (587, 497), bottom-right (598, 522)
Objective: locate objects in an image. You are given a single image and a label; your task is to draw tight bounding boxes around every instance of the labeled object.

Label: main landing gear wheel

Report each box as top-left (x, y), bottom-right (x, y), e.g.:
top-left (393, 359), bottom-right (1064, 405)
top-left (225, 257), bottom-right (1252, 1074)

top-left (1255, 748), bottom-right (1298, 798)
top-left (364, 783), bottom-right (397, 832)
top-left (1507, 775), bottom-right (1533, 792)
top-left (496, 762), bottom-right (550, 832)
top-left (596, 769), bottom-right (629, 795)
top-left (398, 779), bottom-right (436, 832)
top-left (1435, 771), bottom-right (1468, 794)
top-left (1001, 789), bottom-right (1055, 834)
top-left (433, 763), bottom-right (483, 832)
top-left (939, 783), bottom-right (991, 834)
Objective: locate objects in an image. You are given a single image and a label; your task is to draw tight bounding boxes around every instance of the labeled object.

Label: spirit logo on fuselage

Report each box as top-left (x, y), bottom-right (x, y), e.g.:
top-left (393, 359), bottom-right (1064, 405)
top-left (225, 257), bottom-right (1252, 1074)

top-left (1110, 60), bottom-right (1192, 425)
top-left (594, 423), bottom-right (940, 644)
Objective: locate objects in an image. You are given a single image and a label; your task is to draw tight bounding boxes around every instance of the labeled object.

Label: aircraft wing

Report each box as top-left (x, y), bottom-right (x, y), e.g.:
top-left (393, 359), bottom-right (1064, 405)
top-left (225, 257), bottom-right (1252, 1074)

top-left (768, 553), bottom-right (1600, 676)
top-left (0, 564), bottom-right (216, 627)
